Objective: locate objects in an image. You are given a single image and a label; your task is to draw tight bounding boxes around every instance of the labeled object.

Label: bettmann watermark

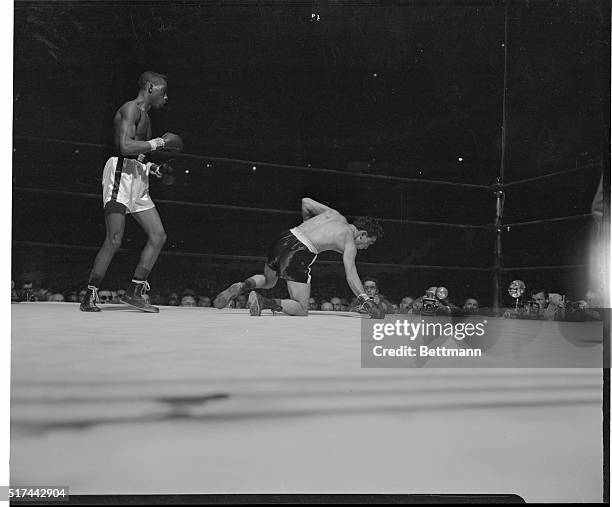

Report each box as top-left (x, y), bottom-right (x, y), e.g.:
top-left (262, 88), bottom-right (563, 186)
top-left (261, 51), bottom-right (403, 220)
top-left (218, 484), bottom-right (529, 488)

top-left (360, 312), bottom-right (606, 368)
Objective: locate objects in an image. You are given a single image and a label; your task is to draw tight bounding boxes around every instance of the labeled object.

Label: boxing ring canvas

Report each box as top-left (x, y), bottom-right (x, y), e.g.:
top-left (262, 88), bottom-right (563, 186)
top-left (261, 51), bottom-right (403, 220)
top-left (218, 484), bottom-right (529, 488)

top-left (10, 0), bottom-right (610, 503)
top-left (10, 303), bottom-right (603, 502)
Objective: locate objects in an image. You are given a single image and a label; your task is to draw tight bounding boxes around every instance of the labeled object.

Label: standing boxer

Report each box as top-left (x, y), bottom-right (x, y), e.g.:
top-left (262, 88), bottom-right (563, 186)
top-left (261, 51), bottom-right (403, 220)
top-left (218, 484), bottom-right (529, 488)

top-left (80, 71), bottom-right (182, 313)
top-left (214, 197), bottom-right (385, 318)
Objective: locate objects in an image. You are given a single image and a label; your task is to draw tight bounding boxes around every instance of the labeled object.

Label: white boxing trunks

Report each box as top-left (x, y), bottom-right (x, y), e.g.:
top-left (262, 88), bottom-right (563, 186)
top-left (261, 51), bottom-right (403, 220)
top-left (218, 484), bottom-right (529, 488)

top-left (101, 156), bottom-right (155, 214)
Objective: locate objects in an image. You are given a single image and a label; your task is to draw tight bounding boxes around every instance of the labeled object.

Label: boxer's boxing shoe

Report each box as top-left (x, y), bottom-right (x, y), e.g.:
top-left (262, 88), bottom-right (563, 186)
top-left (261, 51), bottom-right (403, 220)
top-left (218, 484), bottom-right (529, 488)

top-left (120, 280), bottom-right (159, 313)
top-left (214, 282), bottom-right (244, 309)
top-left (248, 291), bottom-right (282, 316)
top-left (80, 285), bottom-right (102, 312)
top-left (248, 291), bottom-right (262, 316)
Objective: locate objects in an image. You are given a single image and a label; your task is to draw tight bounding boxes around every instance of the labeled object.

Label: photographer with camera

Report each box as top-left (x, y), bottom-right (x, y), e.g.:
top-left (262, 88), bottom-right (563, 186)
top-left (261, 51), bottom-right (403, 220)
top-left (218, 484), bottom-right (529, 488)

top-left (503, 283), bottom-right (588, 321)
top-left (504, 287), bottom-right (552, 320)
top-left (411, 286), bottom-right (460, 316)
top-left (529, 289), bottom-right (567, 321)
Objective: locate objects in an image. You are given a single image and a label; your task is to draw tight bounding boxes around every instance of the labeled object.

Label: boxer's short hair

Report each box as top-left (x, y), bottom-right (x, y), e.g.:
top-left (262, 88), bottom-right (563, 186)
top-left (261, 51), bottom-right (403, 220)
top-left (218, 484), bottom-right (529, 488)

top-left (352, 216), bottom-right (384, 238)
top-left (138, 71), bottom-right (167, 90)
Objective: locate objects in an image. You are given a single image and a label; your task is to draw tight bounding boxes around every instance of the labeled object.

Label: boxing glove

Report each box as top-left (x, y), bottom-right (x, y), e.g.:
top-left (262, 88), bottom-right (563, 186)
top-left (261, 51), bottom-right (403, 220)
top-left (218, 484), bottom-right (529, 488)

top-left (161, 132), bottom-right (183, 152)
top-left (150, 162), bottom-right (175, 185)
top-left (357, 293), bottom-right (386, 319)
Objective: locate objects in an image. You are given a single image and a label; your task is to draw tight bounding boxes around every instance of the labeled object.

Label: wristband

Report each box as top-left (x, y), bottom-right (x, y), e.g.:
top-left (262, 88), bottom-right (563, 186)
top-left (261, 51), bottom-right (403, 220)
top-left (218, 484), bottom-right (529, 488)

top-left (148, 137), bottom-right (165, 151)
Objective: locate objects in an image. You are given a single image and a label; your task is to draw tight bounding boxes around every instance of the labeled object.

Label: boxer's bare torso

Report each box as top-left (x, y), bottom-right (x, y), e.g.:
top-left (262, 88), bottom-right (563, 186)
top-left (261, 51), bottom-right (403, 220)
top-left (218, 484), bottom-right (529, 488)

top-left (294, 211), bottom-right (355, 254)
top-left (113, 101), bottom-right (152, 153)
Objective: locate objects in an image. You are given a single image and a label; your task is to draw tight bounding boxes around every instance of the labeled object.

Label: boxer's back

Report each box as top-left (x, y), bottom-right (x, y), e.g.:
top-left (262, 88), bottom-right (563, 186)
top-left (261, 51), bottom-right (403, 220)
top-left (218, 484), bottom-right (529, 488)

top-left (294, 211), bottom-right (351, 254)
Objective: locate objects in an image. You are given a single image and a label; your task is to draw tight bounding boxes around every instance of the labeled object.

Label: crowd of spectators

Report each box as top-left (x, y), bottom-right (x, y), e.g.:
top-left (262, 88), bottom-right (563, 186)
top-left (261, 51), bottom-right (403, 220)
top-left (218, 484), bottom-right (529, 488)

top-left (501, 287), bottom-right (603, 321)
top-left (11, 273), bottom-right (603, 321)
top-left (12, 281), bottom-right (216, 308)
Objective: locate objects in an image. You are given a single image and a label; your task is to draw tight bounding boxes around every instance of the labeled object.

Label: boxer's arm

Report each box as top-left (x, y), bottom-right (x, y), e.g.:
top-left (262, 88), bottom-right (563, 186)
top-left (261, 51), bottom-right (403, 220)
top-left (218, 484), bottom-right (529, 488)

top-left (301, 197), bottom-right (339, 221)
top-left (342, 238), bottom-right (366, 297)
top-left (116, 104), bottom-right (164, 156)
top-left (343, 241), bottom-right (384, 318)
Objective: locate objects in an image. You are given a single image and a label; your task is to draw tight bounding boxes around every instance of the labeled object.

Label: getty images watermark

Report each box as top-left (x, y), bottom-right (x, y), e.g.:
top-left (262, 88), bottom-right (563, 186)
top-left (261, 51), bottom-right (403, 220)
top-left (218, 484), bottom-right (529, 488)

top-left (360, 312), bottom-right (607, 368)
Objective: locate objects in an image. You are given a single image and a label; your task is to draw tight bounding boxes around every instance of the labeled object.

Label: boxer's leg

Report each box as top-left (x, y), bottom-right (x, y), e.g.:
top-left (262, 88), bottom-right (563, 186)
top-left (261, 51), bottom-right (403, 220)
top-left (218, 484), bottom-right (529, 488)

top-left (90, 202), bottom-right (127, 285)
top-left (249, 241), bottom-right (316, 316)
top-left (120, 207), bottom-right (166, 313)
top-left (281, 280), bottom-right (310, 315)
top-left (130, 206), bottom-right (167, 279)
top-left (214, 265), bottom-right (279, 309)
top-left (247, 281), bottom-right (310, 316)
top-left (244, 264), bottom-right (279, 290)
top-left (80, 201), bottom-right (126, 312)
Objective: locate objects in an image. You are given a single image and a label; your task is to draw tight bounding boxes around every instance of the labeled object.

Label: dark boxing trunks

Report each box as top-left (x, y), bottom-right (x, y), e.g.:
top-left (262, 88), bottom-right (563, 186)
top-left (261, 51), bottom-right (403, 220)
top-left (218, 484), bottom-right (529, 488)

top-left (266, 228), bottom-right (319, 283)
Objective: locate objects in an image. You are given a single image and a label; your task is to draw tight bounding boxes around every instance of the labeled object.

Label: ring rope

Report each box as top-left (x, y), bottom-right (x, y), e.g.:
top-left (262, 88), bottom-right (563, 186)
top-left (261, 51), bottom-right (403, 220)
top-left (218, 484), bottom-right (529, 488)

top-left (16, 187), bottom-right (594, 230)
top-left (503, 213), bottom-right (593, 228)
top-left (12, 241), bottom-right (493, 271)
top-left (14, 135), bottom-right (491, 190)
top-left (502, 163), bottom-right (601, 188)
top-left (500, 264), bottom-right (588, 271)
top-left (14, 187), bottom-right (490, 230)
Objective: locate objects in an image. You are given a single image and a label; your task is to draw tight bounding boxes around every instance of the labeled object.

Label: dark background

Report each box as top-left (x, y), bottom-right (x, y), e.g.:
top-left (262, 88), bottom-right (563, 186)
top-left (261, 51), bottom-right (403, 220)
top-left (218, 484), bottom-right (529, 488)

top-left (11, 0), bottom-right (610, 305)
